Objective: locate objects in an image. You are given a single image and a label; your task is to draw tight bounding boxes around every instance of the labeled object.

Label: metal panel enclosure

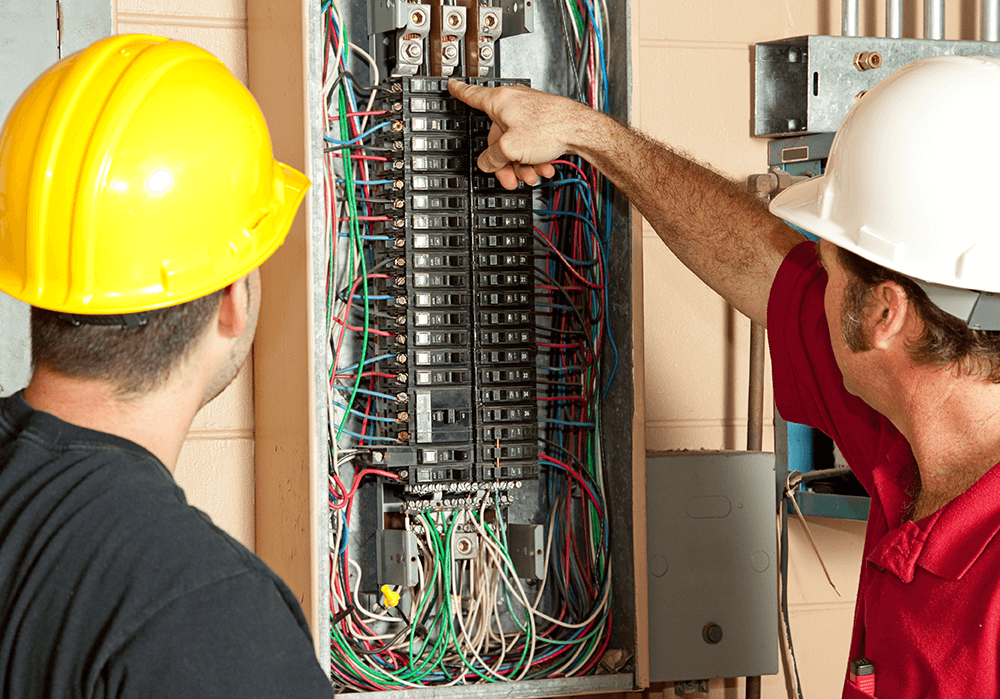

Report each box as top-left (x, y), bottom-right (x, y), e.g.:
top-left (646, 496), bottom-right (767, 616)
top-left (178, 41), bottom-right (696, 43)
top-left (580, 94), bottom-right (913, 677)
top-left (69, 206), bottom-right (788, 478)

top-left (755, 35), bottom-right (1000, 136)
top-left (646, 451), bottom-right (778, 682)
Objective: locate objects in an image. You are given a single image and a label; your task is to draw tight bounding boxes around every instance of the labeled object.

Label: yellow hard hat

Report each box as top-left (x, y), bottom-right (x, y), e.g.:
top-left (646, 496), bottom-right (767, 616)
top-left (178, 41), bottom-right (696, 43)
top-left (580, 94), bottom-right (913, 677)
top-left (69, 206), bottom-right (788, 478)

top-left (0, 34), bottom-right (310, 315)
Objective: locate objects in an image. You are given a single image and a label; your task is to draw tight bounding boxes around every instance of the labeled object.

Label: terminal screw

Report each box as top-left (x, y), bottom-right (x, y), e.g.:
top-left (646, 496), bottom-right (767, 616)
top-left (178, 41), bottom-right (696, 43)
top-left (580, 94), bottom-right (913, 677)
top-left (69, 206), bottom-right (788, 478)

top-left (403, 41), bottom-right (423, 60)
top-left (479, 44), bottom-right (494, 62)
top-left (373, 451), bottom-right (385, 463)
top-left (443, 44), bottom-right (458, 61)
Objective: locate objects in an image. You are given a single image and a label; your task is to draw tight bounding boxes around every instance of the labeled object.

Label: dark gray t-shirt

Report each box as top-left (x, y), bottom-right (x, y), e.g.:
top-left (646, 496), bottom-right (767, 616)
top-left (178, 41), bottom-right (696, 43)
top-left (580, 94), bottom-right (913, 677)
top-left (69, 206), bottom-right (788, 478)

top-left (0, 392), bottom-right (332, 699)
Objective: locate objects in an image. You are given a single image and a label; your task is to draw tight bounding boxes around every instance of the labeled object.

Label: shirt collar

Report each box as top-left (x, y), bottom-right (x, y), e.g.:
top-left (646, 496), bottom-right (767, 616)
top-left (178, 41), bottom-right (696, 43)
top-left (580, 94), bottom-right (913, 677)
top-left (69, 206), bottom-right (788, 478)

top-left (866, 448), bottom-right (1000, 582)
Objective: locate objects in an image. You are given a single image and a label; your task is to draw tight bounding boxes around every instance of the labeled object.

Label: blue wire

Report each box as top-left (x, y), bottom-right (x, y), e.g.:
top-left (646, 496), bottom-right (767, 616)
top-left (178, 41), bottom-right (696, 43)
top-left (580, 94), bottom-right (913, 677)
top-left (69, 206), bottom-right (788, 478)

top-left (324, 120), bottom-right (391, 146)
top-left (581, 0), bottom-right (610, 108)
top-left (543, 178), bottom-right (594, 210)
top-left (338, 354), bottom-right (394, 374)
top-left (540, 418), bottom-right (596, 428)
top-left (337, 512), bottom-right (349, 554)
top-left (538, 364), bottom-right (583, 373)
top-left (331, 400), bottom-right (396, 423)
top-left (330, 385), bottom-right (400, 402)
top-left (533, 209), bottom-right (600, 239)
top-left (338, 429), bottom-right (399, 443)
top-left (338, 234), bottom-right (393, 242)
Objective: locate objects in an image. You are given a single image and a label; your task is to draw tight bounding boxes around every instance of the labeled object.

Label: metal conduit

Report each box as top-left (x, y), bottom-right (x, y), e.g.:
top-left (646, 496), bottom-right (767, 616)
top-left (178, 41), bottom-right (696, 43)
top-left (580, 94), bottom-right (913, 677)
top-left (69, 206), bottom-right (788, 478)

top-left (925, 0), bottom-right (945, 39)
top-left (887, 0), bottom-right (903, 38)
top-left (842, 0), bottom-right (859, 36)
top-left (747, 322), bottom-right (765, 453)
top-left (984, 0), bottom-right (1000, 41)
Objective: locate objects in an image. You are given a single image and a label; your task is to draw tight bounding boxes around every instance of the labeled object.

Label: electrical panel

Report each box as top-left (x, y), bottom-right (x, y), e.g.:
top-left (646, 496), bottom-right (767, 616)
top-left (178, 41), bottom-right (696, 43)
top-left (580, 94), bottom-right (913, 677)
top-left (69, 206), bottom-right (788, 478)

top-left (312, 1), bottom-right (642, 695)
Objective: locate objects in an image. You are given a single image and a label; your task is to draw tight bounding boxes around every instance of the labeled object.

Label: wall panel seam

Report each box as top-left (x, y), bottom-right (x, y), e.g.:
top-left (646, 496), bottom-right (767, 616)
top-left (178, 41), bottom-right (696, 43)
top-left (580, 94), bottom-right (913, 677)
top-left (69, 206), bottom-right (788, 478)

top-left (184, 430), bottom-right (255, 440)
top-left (638, 38), bottom-right (749, 50)
top-left (117, 12), bottom-right (247, 29)
top-left (646, 418), bottom-right (776, 427)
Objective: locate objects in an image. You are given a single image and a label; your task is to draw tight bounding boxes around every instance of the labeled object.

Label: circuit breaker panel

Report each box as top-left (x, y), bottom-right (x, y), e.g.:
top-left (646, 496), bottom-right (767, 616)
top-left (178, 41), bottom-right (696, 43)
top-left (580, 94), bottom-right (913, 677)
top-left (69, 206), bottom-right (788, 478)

top-left (362, 77), bottom-right (538, 494)
top-left (317, 1), bottom-right (639, 694)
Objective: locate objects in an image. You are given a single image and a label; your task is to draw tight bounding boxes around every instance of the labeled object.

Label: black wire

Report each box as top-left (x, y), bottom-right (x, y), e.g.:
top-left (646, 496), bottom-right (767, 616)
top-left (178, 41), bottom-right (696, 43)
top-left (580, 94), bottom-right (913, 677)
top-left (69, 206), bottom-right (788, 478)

top-left (533, 267), bottom-right (597, 357)
top-left (556, 0), bottom-right (583, 101)
top-left (796, 466), bottom-right (852, 484)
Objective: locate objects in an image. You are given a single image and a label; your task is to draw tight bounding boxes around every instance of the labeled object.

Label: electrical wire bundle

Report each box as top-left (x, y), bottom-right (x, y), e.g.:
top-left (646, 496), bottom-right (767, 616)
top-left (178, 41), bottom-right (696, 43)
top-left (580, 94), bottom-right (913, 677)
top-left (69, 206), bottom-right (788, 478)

top-left (322, 0), bottom-right (617, 690)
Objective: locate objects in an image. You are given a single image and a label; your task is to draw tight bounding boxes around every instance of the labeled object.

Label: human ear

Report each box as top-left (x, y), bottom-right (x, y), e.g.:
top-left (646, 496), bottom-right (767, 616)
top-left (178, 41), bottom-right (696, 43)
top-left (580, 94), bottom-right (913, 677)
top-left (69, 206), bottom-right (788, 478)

top-left (870, 282), bottom-right (910, 350)
top-left (216, 275), bottom-right (250, 339)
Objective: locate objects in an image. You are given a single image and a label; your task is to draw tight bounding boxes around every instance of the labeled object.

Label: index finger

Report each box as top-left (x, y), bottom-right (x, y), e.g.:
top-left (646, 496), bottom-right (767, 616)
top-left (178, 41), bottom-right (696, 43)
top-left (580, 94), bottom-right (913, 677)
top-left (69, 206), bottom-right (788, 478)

top-left (448, 79), bottom-right (495, 116)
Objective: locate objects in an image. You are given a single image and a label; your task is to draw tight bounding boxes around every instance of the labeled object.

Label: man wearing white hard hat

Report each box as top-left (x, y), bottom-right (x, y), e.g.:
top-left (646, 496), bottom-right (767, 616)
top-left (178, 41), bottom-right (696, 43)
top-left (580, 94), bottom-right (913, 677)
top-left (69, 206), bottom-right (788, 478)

top-left (452, 55), bottom-right (1000, 697)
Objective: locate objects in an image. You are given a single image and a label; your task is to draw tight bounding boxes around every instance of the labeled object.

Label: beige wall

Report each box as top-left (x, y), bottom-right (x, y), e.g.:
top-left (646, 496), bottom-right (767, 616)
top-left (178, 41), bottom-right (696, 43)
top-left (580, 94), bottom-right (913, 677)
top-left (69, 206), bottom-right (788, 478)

top-left (114, 0), bottom-right (254, 549)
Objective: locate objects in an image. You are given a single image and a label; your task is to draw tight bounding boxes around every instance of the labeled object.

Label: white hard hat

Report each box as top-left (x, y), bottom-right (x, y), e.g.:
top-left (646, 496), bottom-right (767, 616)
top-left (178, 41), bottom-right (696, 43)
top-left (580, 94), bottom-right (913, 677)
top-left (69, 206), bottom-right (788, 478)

top-left (770, 55), bottom-right (1000, 329)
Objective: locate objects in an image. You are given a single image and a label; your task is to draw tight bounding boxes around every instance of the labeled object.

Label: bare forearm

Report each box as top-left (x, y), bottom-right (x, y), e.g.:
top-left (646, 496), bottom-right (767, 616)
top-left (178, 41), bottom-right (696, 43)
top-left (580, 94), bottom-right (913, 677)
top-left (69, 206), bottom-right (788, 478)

top-left (447, 79), bottom-right (804, 322)
top-left (571, 113), bottom-right (803, 325)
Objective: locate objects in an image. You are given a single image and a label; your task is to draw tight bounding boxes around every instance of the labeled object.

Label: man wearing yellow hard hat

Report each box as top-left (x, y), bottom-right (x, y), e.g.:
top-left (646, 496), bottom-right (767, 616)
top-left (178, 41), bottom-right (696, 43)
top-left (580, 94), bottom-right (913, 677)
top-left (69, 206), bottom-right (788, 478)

top-left (0, 36), bottom-right (332, 696)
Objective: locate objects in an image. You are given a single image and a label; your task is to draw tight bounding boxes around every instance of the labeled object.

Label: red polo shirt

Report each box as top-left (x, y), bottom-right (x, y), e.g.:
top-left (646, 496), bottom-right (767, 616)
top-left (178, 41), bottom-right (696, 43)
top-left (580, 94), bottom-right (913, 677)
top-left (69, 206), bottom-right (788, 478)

top-left (768, 241), bottom-right (1000, 698)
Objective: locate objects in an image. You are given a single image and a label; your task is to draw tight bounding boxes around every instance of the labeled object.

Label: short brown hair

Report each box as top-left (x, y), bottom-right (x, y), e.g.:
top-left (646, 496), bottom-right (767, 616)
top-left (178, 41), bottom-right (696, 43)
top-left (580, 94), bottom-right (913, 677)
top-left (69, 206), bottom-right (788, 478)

top-left (31, 290), bottom-right (223, 396)
top-left (837, 247), bottom-right (1000, 382)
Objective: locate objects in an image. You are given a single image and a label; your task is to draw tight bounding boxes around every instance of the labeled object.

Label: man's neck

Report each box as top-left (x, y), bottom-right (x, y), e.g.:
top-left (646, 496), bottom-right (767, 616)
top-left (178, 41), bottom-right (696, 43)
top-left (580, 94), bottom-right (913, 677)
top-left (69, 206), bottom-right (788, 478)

top-left (22, 367), bottom-right (202, 473)
top-left (896, 368), bottom-right (1000, 520)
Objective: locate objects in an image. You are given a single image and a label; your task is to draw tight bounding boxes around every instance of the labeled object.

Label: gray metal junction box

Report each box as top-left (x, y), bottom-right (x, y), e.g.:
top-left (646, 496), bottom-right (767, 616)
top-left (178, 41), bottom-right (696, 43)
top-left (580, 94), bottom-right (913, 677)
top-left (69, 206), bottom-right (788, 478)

top-left (646, 451), bottom-right (779, 683)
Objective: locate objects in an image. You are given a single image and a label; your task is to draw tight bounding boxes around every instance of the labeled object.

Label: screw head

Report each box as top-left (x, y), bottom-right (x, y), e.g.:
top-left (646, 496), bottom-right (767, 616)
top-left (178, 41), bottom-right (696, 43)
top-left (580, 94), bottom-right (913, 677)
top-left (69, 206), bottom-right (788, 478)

top-left (443, 44), bottom-right (458, 60)
top-left (479, 44), bottom-right (494, 61)
top-left (702, 623), bottom-right (723, 644)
